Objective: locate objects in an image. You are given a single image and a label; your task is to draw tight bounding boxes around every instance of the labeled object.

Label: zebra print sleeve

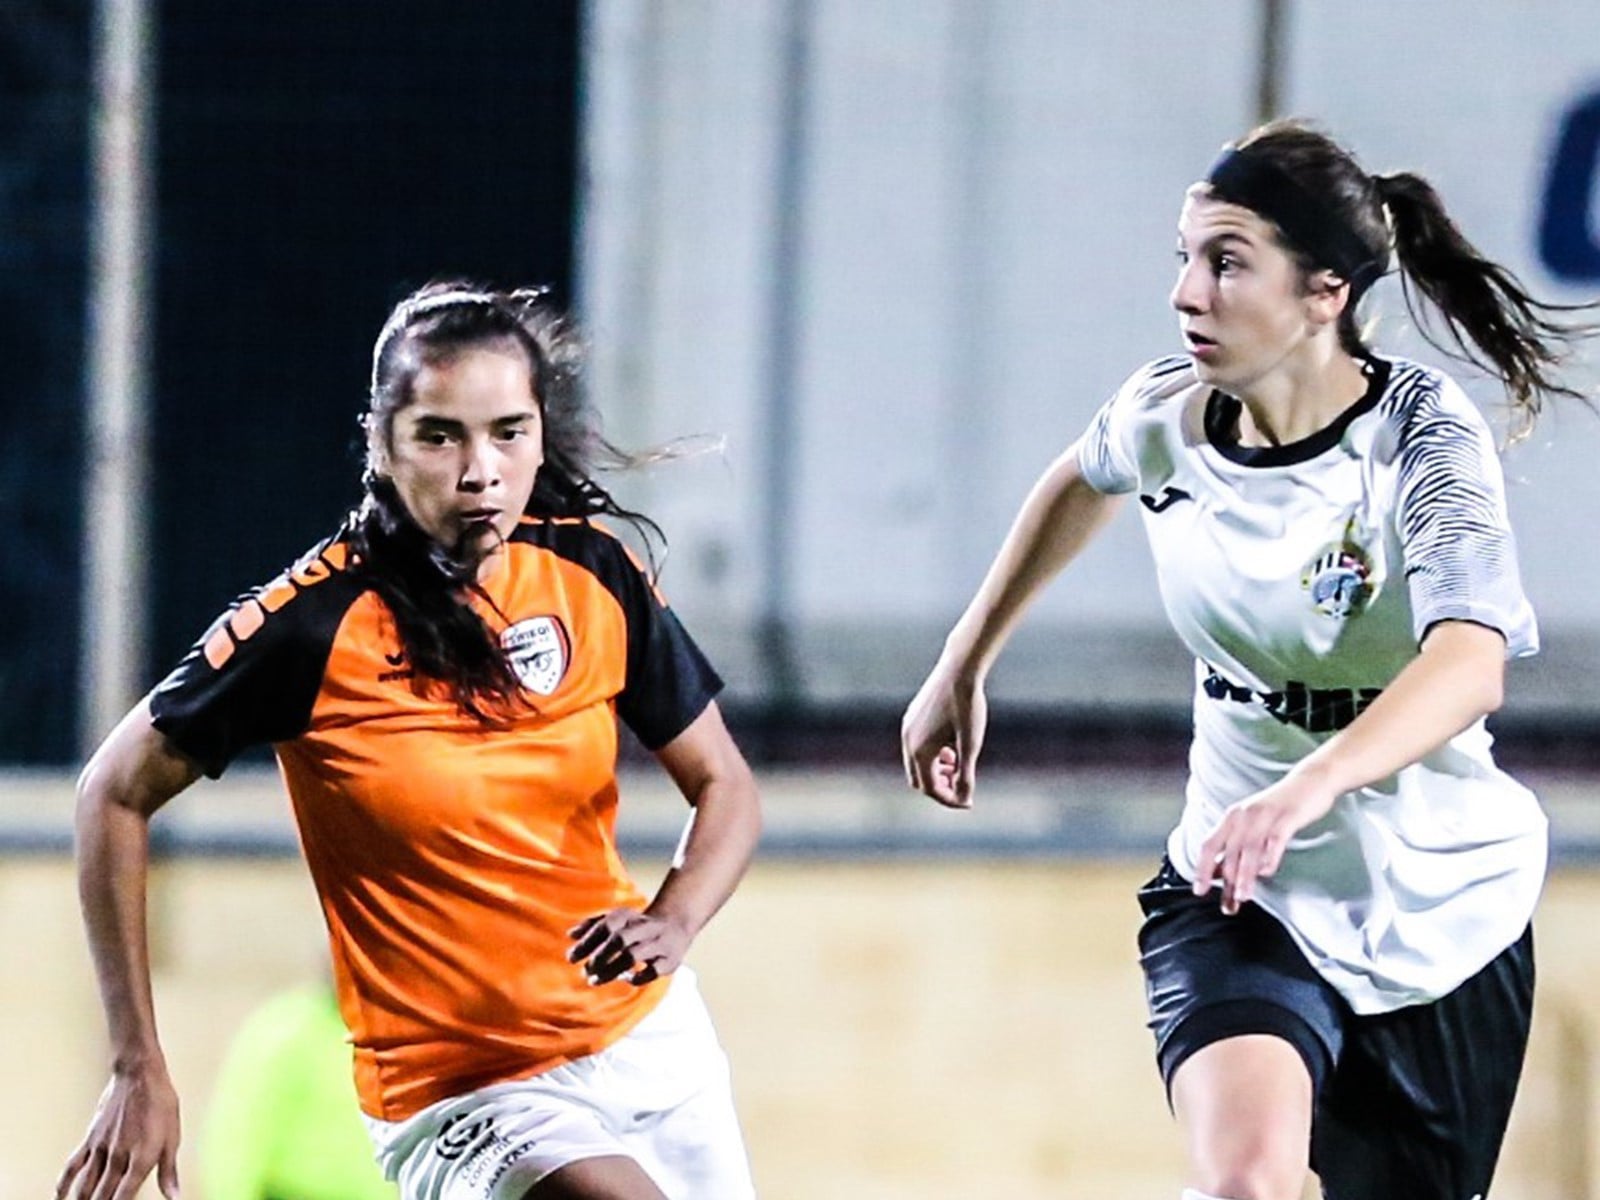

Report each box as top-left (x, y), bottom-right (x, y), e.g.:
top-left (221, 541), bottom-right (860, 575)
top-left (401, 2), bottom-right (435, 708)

top-left (1074, 356), bottom-right (1190, 495)
top-left (1074, 396), bottom-right (1139, 494)
top-left (1392, 377), bottom-right (1539, 657)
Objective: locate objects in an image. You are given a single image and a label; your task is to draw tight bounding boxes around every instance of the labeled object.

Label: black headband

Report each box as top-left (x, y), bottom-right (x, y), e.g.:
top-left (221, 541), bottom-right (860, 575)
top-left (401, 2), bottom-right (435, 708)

top-left (1205, 148), bottom-right (1385, 293)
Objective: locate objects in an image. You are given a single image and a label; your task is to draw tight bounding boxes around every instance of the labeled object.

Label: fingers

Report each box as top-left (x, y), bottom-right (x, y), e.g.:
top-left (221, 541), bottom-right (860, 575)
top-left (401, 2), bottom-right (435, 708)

top-left (56, 1144), bottom-right (91, 1200)
top-left (951, 738), bottom-right (978, 809)
top-left (55, 1152), bottom-right (96, 1196)
top-left (901, 742), bottom-right (963, 807)
top-left (1194, 812), bottom-right (1289, 915)
top-left (158, 1146), bottom-right (181, 1200)
top-left (900, 728), bottom-right (946, 799)
top-left (900, 678), bottom-right (984, 808)
top-left (567, 909), bottom-right (684, 986)
top-left (928, 746), bottom-right (970, 809)
top-left (58, 1136), bottom-right (113, 1200)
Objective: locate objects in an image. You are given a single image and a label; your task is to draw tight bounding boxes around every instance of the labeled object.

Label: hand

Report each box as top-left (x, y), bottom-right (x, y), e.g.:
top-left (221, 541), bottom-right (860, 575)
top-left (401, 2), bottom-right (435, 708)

top-left (1192, 773), bottom-right (1338, 915)
top-left (901, 666), bottom-right (988, 809)
top-left (568, 906), bottom-right (693, 986)
top-left (56, 1065), bottom-right (181, 1200)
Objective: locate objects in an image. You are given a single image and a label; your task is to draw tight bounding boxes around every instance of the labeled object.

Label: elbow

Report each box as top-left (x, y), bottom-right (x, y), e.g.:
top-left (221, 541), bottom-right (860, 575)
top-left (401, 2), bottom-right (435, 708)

top-left (1479, 672), bottom-right (1505, 717)
top-left (747, 781), bottom-right (765, 846)
top-left (729, 760), bottom-right (764, 845)
top-left (1476, 643), bottom-right (1507, 716)
top-left (74, 757), bottom-right (114, 827)
top-left (689, 758), bottom-right (763, 843)
top-left (73, 764), bottom-right (127, 850)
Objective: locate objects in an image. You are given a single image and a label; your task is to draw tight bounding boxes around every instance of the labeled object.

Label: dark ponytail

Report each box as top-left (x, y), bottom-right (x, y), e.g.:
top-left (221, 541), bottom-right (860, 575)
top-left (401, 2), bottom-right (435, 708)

top-left (1229, 120), bottom-right (1598, 437)
top-left (352, 281), bottom-right (669, 722)
top-left (1376, 170), bottom-right (1596, 435)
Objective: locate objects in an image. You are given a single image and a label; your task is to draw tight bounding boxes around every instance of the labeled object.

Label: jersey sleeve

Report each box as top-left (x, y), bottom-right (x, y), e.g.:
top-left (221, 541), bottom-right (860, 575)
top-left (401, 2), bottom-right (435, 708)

top-left (1073, 356), bottom-right (1190, 495)
top-left (603, 539), bottom-right (724, 751)
top-left (1393, 382), bottom-right (1539, 656)
top-left (149, 545), bottom-right (359, 776)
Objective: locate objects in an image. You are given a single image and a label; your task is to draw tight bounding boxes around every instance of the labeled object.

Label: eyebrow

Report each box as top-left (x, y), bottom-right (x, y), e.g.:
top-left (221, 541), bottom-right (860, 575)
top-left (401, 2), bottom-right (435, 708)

top-left (410, 412), bottom-right (537, 431)
top-left (1178, 230), bottom-right (1257, 254)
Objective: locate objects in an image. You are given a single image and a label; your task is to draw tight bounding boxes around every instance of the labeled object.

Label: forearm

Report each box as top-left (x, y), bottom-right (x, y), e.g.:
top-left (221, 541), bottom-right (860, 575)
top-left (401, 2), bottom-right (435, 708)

top-left (76, 788), bottom-right (167, 1070)
top-left (73, 702), bottom-right (197, 1072)
top-left (646, 769), bottom-right (761, 939)
top-left (942, 447), bottom-right (1121, 676)
top-left (1288, 621), bottom-right (1506, 797)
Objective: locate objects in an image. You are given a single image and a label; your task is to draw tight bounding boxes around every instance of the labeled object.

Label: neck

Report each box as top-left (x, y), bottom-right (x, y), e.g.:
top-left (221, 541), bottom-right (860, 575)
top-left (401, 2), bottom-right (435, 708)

top-left (1231, 343), bottom-right (1368, 448)
top-left (473, 543), bottom-right (508, 587)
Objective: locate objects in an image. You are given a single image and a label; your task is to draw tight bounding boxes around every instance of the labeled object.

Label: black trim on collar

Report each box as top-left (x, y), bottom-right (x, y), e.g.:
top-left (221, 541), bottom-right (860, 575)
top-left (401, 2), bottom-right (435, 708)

top-left (1205, 356), bottom-right (1391, 467)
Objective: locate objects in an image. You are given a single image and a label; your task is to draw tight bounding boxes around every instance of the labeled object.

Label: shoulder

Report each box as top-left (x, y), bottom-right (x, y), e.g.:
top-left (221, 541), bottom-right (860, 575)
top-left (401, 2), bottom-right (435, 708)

top-left (509, 516), bottom-right (660, 607)
top-left (1115, 354), bottom-right (1197, 410)
top-left (1374, 356), bottom-right (1495, 453)
top-left (196, 533), bottom-right (370, 672)
top-left (509, 516), bottom-right (643, 575)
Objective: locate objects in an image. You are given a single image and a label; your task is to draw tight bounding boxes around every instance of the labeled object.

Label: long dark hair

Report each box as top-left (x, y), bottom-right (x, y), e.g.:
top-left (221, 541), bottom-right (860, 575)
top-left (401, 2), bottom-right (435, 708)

top-left (1225, 120), bottom-right (1597, 435)
top-left (350, 281), bottom-right (663, 721)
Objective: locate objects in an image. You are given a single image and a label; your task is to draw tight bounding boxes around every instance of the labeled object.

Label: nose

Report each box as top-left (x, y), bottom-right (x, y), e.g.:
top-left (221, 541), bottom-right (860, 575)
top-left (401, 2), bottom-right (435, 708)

top-left (1170, 258), bottom-right (1210, 315)
top-left (458, 437), bottom-right (499, 493)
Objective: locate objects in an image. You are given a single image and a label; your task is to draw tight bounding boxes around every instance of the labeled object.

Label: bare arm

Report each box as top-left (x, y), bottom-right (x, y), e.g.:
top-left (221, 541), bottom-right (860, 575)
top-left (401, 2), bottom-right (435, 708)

top-left (57, 698), bottom-right (203, 1200)
top-left (1194, 620), bottom-right (1508, 913)
top-left (902, 446), bottom-right (1123, 807)
top-left (568, 702), bottom-right (761, 985)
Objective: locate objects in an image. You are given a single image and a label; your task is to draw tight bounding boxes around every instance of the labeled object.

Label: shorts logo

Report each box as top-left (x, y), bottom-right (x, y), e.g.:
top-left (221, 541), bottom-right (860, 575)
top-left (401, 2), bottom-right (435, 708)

top-left (1301, 538), bottom-right (1374, 619)
top-left (501, 615), bottom-right (571, 695)
top-left (435, 1113), bottom-right (492, 1161)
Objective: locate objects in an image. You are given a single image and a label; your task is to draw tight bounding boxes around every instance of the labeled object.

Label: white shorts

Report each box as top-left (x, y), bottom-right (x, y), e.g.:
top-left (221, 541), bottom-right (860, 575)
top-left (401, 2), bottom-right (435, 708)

top-left (363, 968), bottom-right (755, 1199)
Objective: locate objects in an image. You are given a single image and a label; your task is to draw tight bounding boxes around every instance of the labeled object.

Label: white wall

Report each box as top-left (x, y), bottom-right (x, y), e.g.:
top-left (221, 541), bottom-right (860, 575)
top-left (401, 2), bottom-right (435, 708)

top-left (580, 0), bottom-right (1600, 712)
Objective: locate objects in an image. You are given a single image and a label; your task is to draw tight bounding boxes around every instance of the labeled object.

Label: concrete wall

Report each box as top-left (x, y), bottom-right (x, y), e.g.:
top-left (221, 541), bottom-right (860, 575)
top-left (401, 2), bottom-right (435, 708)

top-left (9, 802), bottom-right (1599, 1198)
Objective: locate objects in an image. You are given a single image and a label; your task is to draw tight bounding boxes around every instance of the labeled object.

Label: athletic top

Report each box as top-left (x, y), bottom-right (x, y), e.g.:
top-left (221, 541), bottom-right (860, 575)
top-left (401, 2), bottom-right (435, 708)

top-left (1076, 353), bottom-right (1547, 1013)
top-left (149, 516), bottom-right (722, 1119)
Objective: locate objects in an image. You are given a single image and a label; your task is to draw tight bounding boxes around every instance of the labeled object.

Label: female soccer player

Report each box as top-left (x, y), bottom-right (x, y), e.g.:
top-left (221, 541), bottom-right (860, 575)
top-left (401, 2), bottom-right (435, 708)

top-left (902, 120), bottom-right (1595, 1200)
top-left (58, 284), bottom-right (761, 1200)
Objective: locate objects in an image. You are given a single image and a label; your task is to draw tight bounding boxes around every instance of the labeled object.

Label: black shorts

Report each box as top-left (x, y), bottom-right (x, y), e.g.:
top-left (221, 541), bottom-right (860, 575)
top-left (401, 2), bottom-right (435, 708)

top-left (1137, 857), bottom-right (1535, 1200)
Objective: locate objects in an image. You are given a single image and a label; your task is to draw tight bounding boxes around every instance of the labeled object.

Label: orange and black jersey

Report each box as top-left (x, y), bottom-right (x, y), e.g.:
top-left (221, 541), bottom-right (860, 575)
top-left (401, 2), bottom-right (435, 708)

top-left (149, 516), bottom-right (722, 1120)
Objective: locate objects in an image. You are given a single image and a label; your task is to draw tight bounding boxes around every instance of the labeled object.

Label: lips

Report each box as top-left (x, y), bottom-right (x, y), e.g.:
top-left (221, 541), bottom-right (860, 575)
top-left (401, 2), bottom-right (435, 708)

top-left (1185, 330), bottom-right (1217, 349)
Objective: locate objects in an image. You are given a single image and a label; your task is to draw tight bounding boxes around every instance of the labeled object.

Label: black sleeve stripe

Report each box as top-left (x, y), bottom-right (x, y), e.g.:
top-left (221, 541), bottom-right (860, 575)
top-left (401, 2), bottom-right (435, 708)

top-left (148, 537), bottom-right (367, 777)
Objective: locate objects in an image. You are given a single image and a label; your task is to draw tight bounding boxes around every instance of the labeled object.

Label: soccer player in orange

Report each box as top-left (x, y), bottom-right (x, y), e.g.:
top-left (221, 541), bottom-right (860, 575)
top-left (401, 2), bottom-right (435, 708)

top-left (57, 284), bottom-right (762, 1200)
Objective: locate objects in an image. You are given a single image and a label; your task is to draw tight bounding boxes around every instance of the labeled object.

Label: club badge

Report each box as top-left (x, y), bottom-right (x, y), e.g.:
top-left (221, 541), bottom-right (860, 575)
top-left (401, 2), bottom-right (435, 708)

top-left (1301, 539), bottom-right (1374, 619)
top-left (501, 616), bottom-right (571, 695)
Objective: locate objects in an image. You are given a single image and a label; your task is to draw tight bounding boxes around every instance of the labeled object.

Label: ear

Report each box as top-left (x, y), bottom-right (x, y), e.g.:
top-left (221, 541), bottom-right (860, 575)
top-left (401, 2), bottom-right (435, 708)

top-left (362, 413), bottom-right (391, 478)
top-left (1303, 269), bottom-right (1351, 329)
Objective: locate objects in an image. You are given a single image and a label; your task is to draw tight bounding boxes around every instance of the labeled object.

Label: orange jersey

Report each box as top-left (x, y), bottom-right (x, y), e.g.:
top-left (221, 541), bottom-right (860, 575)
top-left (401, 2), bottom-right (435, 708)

top-left (149, 517), bottom-right (722, 1119)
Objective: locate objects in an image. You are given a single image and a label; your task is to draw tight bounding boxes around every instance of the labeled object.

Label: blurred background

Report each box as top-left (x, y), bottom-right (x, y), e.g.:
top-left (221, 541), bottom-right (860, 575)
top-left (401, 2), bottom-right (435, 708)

top-left (5, 1), bottom-right (1600, 1197)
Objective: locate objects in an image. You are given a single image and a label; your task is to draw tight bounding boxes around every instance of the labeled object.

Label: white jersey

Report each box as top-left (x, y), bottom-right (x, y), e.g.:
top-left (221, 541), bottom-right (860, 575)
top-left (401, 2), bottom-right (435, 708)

top-left (1077, 353), bottom-right (1547, 1014)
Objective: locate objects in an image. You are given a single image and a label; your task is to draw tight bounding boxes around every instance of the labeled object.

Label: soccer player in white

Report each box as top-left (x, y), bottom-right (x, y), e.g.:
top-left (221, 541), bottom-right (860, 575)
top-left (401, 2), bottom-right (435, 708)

top-left (903, 120), bottom-right (1597, 1200)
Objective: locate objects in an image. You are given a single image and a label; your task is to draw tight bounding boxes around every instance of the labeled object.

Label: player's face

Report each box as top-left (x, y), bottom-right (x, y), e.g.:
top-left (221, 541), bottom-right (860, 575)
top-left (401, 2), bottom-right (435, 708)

top-left (384, 344), bottom-right (544, 572)
top-left (1170, 192), bottom-right (1321, 395)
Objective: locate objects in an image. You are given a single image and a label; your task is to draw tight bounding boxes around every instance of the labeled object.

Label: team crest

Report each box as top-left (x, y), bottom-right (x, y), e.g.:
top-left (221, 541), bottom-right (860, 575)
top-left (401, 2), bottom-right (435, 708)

top-left (1301, 540), bottom-right (1374, 619)
top-left (501, 616), bottom-right (571, 695)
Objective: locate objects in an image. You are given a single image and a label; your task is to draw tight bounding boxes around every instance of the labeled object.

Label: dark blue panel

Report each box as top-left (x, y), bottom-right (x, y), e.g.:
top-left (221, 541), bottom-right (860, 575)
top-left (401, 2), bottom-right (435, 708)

top-left (149, 1), bottom-right (582, 683)
top-left (0, 4), bottom-right (90, 763)
top-left (1538, 89), bottom-right (1600, 283)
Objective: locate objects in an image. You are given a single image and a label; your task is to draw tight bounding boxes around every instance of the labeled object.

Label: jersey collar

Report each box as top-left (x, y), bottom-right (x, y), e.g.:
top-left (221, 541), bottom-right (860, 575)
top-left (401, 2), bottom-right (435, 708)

top-left (1204, 355), bottom-right (1392, 467)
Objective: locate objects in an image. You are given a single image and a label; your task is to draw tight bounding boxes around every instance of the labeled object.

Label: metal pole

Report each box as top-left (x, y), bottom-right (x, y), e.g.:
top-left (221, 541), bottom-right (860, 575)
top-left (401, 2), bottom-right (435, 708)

top-left (755, 0), bottom-right (813, 716)
top-left (947, 1), bottom-right (996, 587)
top-left (1256, 0), bottom-right (1288, 123)
top-left (82, 0), bottom-right (155, 753)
